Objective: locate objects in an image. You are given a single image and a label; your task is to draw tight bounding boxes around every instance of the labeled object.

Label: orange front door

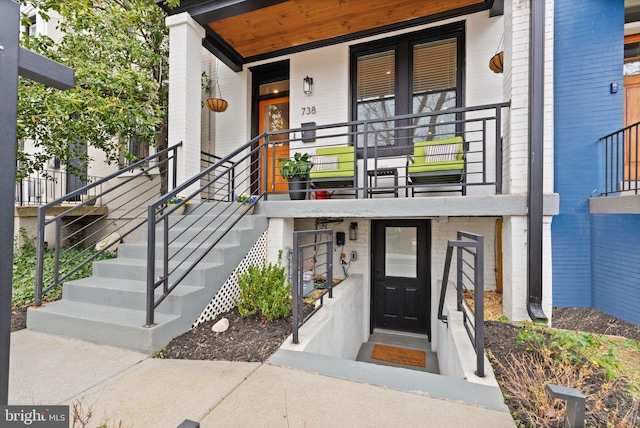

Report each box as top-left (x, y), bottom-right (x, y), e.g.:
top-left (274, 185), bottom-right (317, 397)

top-left (624, 74), bottom-right (640, 181)
top-left (259, 97), bottom-right (290, 192)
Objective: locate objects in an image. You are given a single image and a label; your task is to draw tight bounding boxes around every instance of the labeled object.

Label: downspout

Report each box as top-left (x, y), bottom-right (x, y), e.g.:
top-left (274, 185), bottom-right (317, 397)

top-left (527, 0), bottom-right (548, 322)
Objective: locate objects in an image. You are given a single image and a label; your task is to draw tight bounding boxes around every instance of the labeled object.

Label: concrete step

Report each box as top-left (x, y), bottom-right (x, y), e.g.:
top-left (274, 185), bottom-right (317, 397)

top-left (27, 301), bottom-right (184, 353)
top-left (28, 200), bottom-right (269, 354)
top-left (62, 277), bottom-right (204, 314)
top-left (140, 224), bottom-right (246, 246)
top-left (140, 213), bottom-right (266, 246)
top-left (92, 257), bottom-right (223, 285)
top-left (118, 241), bottom-right (236, 264)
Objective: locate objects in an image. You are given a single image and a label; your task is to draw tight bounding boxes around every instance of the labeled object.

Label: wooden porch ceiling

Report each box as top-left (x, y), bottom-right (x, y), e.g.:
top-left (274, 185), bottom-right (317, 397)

top-left (158, 0), bottom-right (503, 71)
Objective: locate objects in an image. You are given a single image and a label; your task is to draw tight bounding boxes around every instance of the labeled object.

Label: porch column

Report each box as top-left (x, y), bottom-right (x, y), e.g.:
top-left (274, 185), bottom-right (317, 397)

top-left (166, 12), bottom-right (205, 194)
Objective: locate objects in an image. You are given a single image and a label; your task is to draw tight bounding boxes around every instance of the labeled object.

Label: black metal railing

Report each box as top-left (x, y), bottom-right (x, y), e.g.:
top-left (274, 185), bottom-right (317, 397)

top-left (437, 231), bottom-right (485, 377)
top-left (263, 102), bottom-right (509, 200)
top-left (600, 121), bottom-right (640, 196)
top-left (15, 170), bottom-right (103, 206)
top-left (200, 151), bottom-right (235, 201)
top-left (291, 229), bottom-right (333, 344)
top-left (34, 143), bottom-right (182, 306)
top-left (145, 137), bottom-right (264, 326)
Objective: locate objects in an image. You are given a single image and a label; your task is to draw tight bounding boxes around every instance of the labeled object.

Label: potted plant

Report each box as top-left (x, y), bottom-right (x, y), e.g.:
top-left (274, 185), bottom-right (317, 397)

top-left (167, 194), bottom-right (189, 215)
top-left (279, 152), bottom-right (312, 200)
top-left (235, 193), bottom-right (257, 214)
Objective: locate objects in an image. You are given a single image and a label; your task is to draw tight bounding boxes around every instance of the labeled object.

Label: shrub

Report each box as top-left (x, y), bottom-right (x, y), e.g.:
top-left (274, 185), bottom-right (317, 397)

top-left (237, 250), bottom-right (291, 321)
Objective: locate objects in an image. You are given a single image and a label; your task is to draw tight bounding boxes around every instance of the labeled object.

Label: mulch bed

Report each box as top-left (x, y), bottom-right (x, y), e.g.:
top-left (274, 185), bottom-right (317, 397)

top-left (158, 307), bottom-right (292, 362)
top-left (485, 308), bottom-right (640, 428)
top-left (552, 307), bottom-right (640, 342)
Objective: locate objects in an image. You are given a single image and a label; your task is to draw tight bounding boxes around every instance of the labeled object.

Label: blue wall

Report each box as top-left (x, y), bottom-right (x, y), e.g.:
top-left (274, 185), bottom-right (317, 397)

top-left (553, 0), bottom-right (624, 307)
top-left (591, 214), bottom-right (640, 326)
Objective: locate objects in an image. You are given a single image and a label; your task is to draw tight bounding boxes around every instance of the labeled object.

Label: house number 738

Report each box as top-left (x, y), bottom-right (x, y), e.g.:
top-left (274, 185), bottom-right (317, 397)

top-left (301, 106), bottom-right (316, 115)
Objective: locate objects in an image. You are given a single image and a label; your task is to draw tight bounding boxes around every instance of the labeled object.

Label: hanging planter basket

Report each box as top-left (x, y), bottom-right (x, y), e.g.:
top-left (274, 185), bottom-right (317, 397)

top-left (489, 51), bottom-right (504, 74)
top-left (206, 97), bottom-right (228, 112)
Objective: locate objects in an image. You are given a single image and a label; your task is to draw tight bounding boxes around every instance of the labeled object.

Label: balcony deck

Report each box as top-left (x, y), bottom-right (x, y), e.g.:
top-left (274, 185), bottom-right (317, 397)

top-left (260, 193), bottom-right (559, 219)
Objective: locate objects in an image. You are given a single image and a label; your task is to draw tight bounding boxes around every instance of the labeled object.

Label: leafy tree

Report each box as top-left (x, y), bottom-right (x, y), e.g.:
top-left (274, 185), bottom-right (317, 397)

top-left (17, 0), bottom-right (169, 181)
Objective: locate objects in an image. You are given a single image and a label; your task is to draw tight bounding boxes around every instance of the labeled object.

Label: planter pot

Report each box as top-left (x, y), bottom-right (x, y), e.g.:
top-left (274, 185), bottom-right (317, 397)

top-left (206, 98), bottom-right (228, 112)
top-left (288, 176), bottom-right (309, 200)
top-left (236, 203), bottom-right (255, 215)
top-left (489, 51), bottom-right (504, 74)
top-left (168, 204), bottom-right (185, 216)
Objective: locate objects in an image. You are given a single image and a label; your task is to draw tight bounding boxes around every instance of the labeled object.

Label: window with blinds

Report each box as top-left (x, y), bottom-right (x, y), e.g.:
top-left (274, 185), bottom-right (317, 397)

top-left (356, 50), bottom-right (396, 147)
top-left (352, 25), bottom-right (462, 150)
top-left (412, 38), bottom-right (457, 141)
top-left (413, 39), bottom-right (457, 95)
top-left (357, 50), bottom-right (395, 101)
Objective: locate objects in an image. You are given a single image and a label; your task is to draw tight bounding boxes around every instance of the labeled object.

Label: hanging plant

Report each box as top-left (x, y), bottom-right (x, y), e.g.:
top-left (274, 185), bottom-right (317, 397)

top-left (204, 62), bottom-right (228, 112)
top-left (489, 34), bottom-right (504, 74)
top-left (206, 98), bottom-right (228, 112)
top-left (489, 51), bottom-right (504, 74)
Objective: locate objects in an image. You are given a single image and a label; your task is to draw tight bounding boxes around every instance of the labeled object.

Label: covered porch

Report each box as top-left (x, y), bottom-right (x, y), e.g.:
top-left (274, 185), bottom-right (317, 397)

top-left (159, 0), bottom-right (556, 326)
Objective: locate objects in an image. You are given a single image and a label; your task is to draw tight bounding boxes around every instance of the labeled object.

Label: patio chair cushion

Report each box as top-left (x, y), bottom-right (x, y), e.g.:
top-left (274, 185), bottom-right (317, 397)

top-left (309, 146), bottom-right (355, 179)
top-left (310, 155), bottom-right (339, 171)
top-left (408, 137), bottom-right (464, 175)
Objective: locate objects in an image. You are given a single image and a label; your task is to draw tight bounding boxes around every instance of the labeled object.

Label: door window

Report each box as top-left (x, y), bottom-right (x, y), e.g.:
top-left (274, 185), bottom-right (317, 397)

top-left (385, 227), bottom-right (417, 278)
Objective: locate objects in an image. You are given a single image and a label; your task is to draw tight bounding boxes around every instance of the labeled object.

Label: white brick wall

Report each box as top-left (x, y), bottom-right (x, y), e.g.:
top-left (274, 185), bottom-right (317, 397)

top-left (430, 218), bottom-right (498, 292)
top-left (502, 0), bottom-right (554, 194)
top-left (201, 51), bottom-right (218, 154)
top-left (166, 13), bottom-right (205, 194)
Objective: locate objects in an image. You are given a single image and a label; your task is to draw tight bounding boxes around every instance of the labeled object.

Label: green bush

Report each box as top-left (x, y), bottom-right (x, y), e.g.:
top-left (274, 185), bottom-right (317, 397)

top-left (237, 250), bottom-right (291, 321)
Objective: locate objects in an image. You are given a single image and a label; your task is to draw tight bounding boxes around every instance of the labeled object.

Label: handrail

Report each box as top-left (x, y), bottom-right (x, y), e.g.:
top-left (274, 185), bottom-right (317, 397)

top-left (437, 231), bottom-right (485, 377)
top-left (291, 229), bottom-right (333, 344)
top-left (262, 102), bottom-right (510, 199)
top-left (34, 143), bottom-right (182, 306)
top-left (599, 120), bottom-right (640, 196)
top-left (200, 151), bottom-right (236, 201)
top-left (145, 136), bottom-right (265, 326)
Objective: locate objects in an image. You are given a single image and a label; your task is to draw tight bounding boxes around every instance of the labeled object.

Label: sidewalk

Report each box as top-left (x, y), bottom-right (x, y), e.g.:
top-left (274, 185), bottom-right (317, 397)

top-left (9, 330), bottom-right (515, 427)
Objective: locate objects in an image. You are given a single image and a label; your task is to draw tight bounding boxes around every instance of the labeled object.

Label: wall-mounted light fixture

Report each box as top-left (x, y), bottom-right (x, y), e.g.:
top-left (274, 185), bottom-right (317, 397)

top-left (303, 76), bottom-right (313, 95)
top-left (349, 222), bottom-right (358, 241)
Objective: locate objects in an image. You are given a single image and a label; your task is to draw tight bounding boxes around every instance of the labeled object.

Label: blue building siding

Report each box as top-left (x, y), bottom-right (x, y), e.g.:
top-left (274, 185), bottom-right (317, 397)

top-left (552, 0), bottom-right (624, 307)
top-left (591, 214), bottom-right (640, 326)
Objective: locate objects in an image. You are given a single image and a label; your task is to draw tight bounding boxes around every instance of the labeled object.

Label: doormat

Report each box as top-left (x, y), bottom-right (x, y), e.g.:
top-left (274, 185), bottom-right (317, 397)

top-left (370, 344), bottom-right (426, 367)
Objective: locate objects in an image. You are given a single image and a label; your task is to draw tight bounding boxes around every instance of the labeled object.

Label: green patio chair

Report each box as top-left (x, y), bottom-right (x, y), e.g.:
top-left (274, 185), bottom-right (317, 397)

top-left (406, 136), bottom-right (465, 196)
top-left (309, 146), bottom-right (357, 198)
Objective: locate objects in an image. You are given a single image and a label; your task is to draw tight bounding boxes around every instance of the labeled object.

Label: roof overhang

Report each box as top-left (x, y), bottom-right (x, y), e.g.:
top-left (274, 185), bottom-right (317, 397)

top-left (157, 0), bottom-right (503, 71)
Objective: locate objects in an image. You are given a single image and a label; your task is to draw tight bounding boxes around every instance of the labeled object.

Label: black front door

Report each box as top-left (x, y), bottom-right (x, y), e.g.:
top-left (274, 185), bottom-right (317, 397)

top-left (372, 219), bottom-right (430, 336)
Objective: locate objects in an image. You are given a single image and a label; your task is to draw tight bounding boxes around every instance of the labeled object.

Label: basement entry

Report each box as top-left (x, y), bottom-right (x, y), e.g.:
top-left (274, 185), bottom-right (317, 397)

top-left (371, 220), bottom-right (431, 338)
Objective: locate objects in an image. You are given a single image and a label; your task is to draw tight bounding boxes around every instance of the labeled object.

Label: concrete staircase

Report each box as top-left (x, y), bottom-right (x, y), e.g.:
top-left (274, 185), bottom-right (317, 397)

top-left (27, 203), bottom-right (268, 353)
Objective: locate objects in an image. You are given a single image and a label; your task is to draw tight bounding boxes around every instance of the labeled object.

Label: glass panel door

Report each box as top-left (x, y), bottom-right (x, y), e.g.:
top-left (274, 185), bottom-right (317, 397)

top-left (259, 97), bottom-right (289, 192)
top-left (385, 226), bottom-right (417, 278)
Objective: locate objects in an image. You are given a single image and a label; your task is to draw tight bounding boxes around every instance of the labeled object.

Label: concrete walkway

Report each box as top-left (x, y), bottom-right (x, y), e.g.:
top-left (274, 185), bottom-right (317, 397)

top-left (8, 330), bottom-right (515, 427)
